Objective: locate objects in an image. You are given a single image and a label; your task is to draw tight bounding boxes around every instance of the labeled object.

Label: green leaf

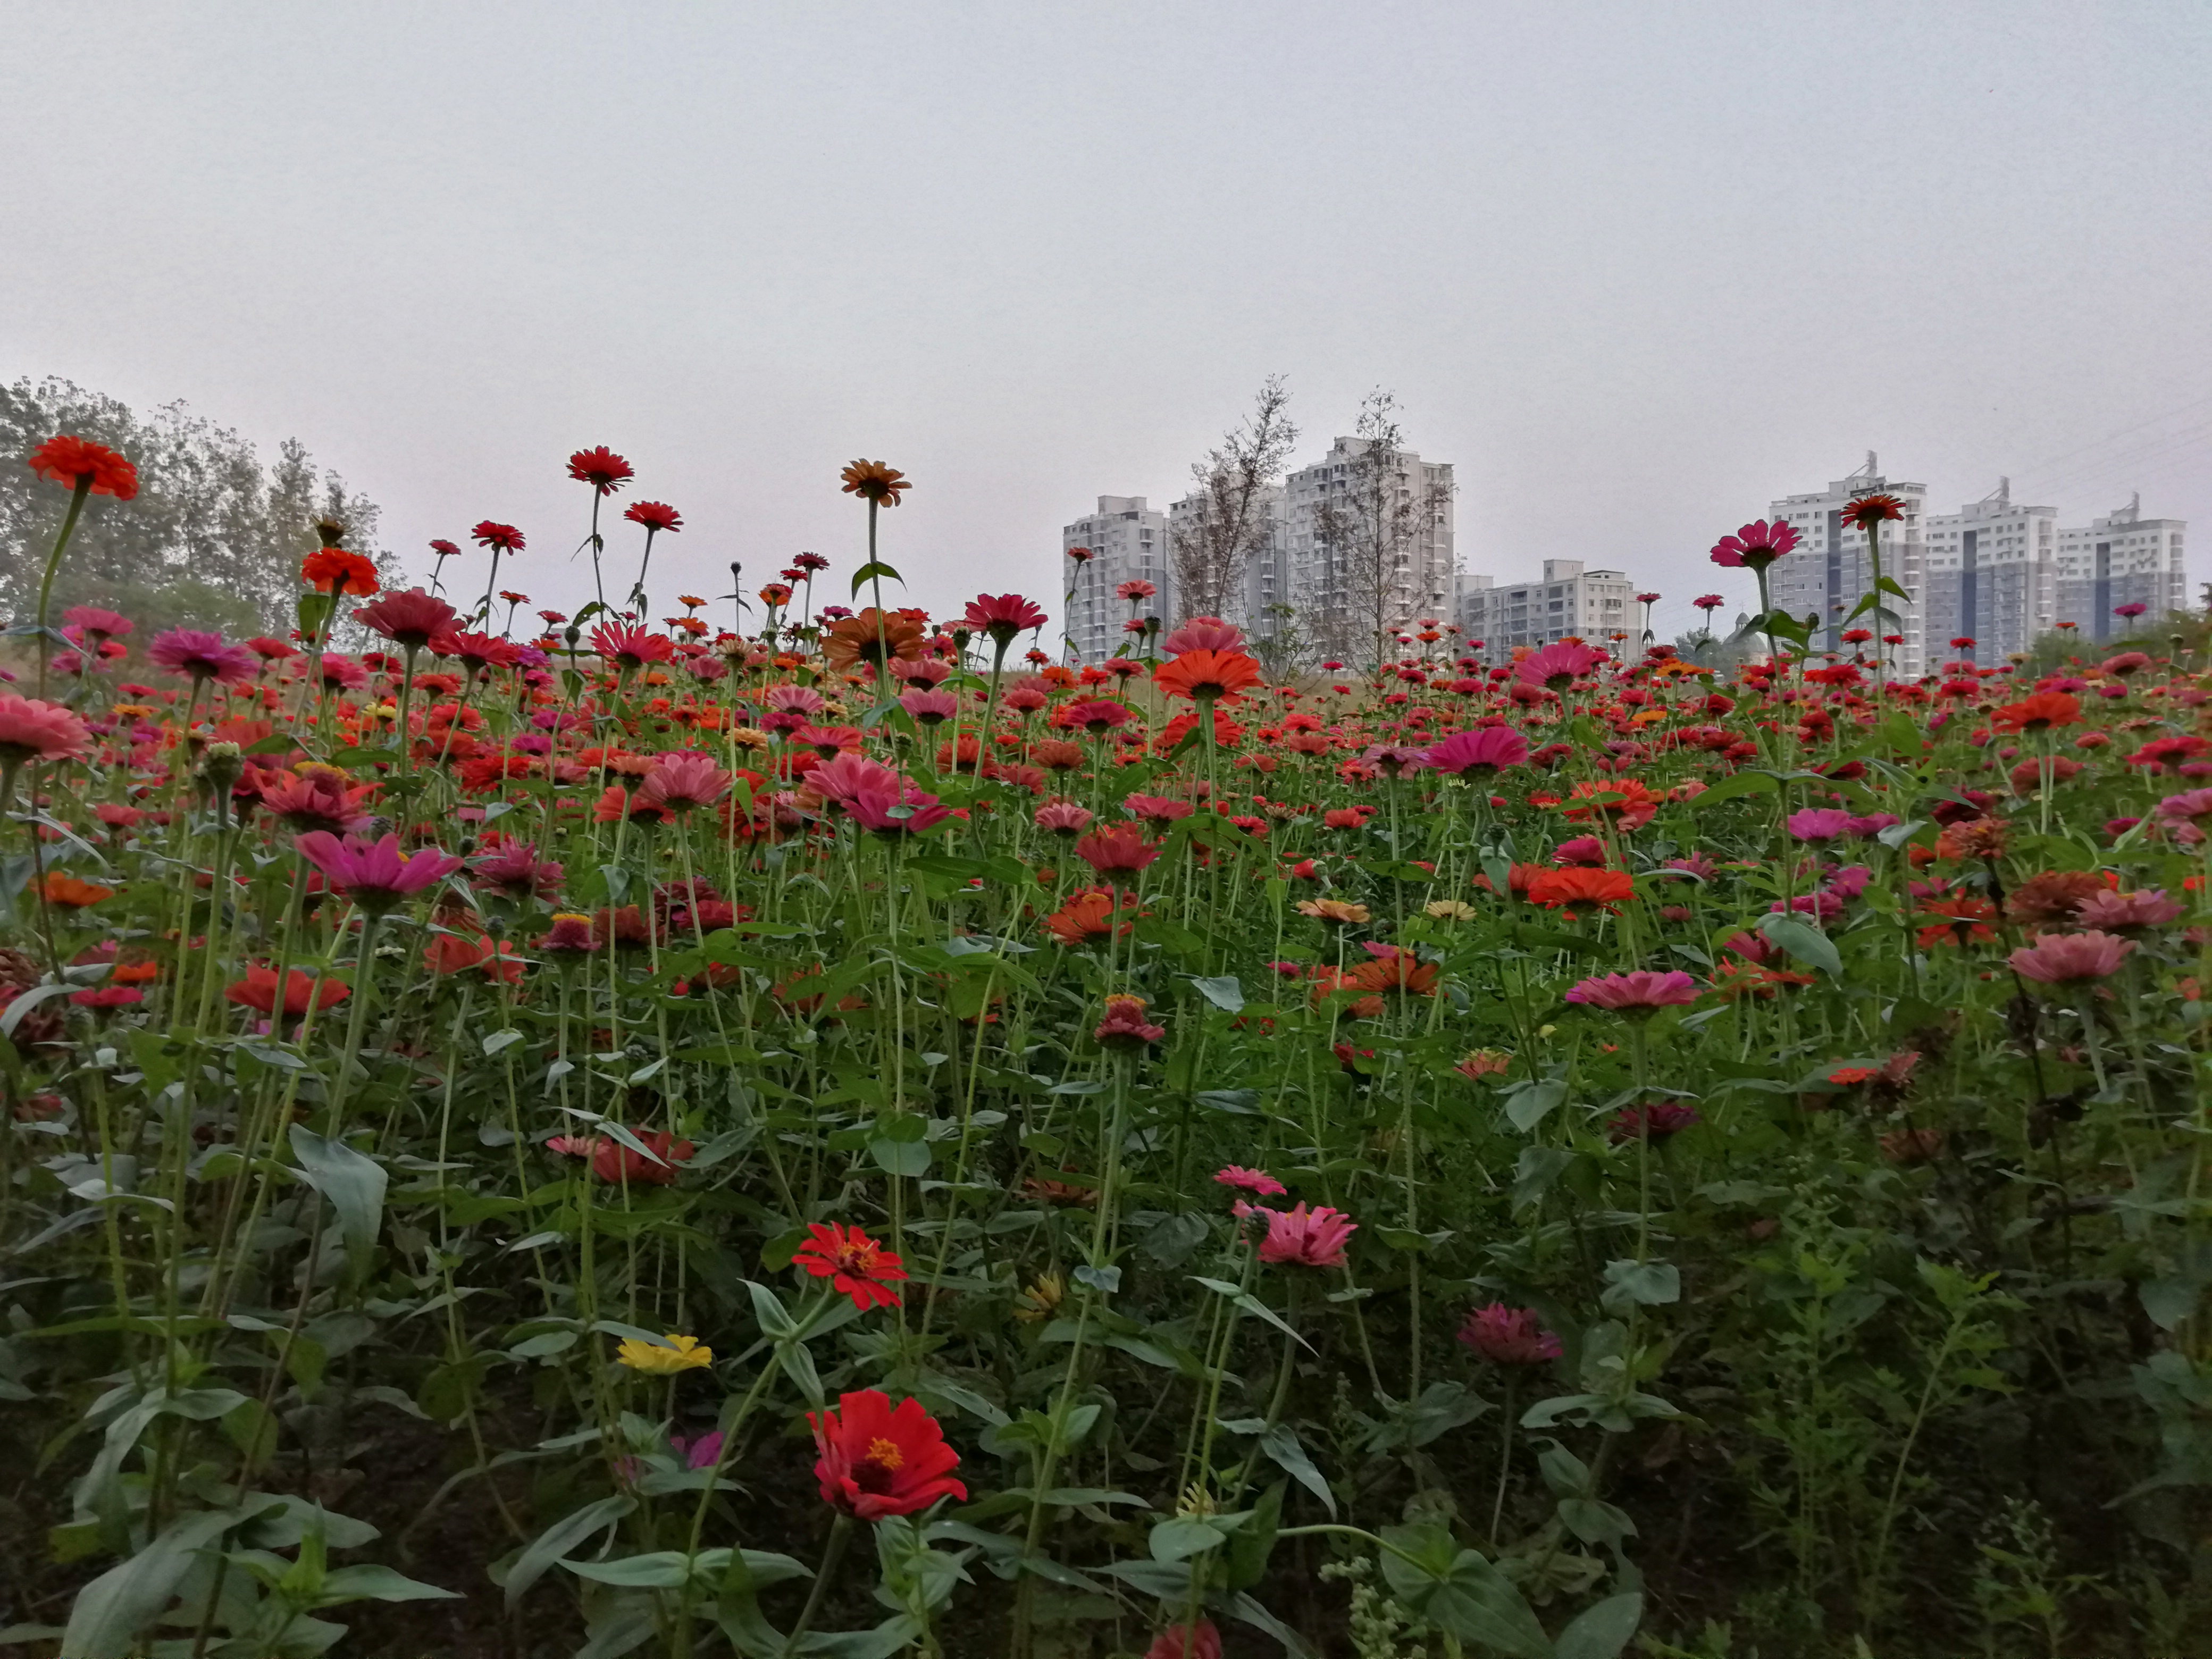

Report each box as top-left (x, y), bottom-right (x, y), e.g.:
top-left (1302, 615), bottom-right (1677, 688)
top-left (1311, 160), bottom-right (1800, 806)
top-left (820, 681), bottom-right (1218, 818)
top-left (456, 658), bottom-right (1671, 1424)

top-left (1756, 912), bottom-right (1840, 976)
top-left (60, 1499), bottom-right (280, 1658)
top-left (1504, 1078), bottom-right (1568, 1132)
top-left (1687, 771), bottom-right (1776, 810)
top-left (289, 1126), bottom-right (387, 1281)
top-left (849, 560), bottom-right (904, 596)
top-left (1186, 974), bottom-right (1245, 1013)
top-left (1555, 1593), bottom-right (1643, 1659)
top-left (1258, 1424), bottom-right (1336, 1518)
top-left (503, 1494), bottom-right (635, 1610)
top-left (1378, 1523), bottom-right (1553, 1657)
top-left (1149, 1516), bottom-right (1230, 1562)
top-left (870, 1136), bottom-right (933, 1177)
top-left (315, 1564), bottom-right (463, 1604)
top-left (1599, 1259), bottom-right (1680, 1312)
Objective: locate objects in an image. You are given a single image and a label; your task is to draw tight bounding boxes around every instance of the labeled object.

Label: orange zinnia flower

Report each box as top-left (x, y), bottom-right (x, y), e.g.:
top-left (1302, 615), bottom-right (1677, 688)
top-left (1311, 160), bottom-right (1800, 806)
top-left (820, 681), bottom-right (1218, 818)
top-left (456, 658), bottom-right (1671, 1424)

top-left (1154, 649), bottom-right (1263, 703)
top-left (1044, 889), bottom-right (1134, 946)
top-left (301, 548), bottom-right (381, 596)
top-left (839, 459), bottom-right (911, 506)
top-left (1525, 867), bottom-right (1636, 918)
top-left (1990, 692), bottom-right (2081, 734)
top-left (1347, 950), bottom-right (1438, 996)
top-left (39, 873), bottom-right (114, 908)
top-left (821, 608), bottom-right (926, 671)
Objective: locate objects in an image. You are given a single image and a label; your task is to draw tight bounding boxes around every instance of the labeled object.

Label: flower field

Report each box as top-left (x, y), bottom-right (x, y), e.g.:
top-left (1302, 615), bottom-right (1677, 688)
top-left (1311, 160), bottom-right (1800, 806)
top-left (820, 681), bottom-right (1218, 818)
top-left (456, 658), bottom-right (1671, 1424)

top-left (4, 439), bottom-right (2211, 1658)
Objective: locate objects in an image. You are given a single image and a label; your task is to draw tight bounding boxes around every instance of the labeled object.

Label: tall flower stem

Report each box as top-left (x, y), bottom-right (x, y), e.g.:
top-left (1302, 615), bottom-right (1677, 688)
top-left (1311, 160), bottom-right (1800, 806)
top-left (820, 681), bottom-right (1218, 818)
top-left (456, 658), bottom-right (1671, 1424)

top-left (34, 477), bottom-right (93, 701)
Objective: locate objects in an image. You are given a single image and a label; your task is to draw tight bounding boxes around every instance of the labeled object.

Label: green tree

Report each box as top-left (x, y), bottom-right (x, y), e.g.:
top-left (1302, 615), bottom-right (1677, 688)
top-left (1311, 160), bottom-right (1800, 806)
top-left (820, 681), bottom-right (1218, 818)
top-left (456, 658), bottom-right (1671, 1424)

top-left (1, 376), bottom-right (390, 650)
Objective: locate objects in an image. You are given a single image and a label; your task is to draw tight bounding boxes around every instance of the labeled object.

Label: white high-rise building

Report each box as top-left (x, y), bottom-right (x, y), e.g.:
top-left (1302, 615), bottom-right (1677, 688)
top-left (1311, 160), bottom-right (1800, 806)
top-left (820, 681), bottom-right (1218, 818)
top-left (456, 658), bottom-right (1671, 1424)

top-left (1277, 437), bottom-right (1456, 661)
top-left (1061, 496), bottom-right (1170, 663)
top-left (2056, 496), bottom-right (2186, 643)
top-left (1767, 454), bottom-right (1929, 675)
top-left (1164, 483), bottom-right (1285, 641)
top-left (1456, 560), bottom-right (1638, 664)
top-left (1921, 482), bottom-right (2058, 663)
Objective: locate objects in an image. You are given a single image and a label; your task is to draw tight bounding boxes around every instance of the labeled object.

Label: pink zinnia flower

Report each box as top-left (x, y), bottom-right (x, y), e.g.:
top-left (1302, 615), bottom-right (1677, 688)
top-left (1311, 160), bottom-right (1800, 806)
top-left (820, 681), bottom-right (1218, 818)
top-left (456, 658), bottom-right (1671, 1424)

top-left (296, 832), bottom-right (465, 913)
top-left (1564, 969), bottom-right (1700, 1015)
top-left (809, 752), bottom-right (904, 806)
top-left (1214, 1166), bottom-right (1288, 1198)
top-left (843, 783), bottom-right (954, 837)
top-left (0, 695), bottom-right (93, 767)
top-left (1708, 518), bottom-right (1800, 571)
top-left (636, 753), bottom-right (733, 814)
top-left (319, 653), bottom-right (369, 693)
top-left (61, 606), bottom-right (131, 642)
top-left (1786, 808), bottom-right (1854, 843)
top-left (963, 593), bottom-right (1049, 645)
top-left (1516, 640), bottom-right (1601, 690)
top-left (2073, 889), bottom-right (2183, 933)
top-left (1254, 1203), bottom-right (1357, 1269)
top-left (1143, 1624), bottom-right (1221, 1659)
top-left (148, 629), bottom-right (259, 685)
top-left (1160, 616), bottom-right (1245, 655)
top-left (1034, 801), bottom-right (1095, 836)
top-left (471, 841), bottom-right (564, 900)
top-left (355, 588), bottom-right (460, 651)
top-left (1458, 1303), bottom-right (1562, 1365)
top-left (2009, 929), bottom-right (2133, 984)
top-left (898, 688), bottom-right (959, 725)
top-left (1423, 725), bottom-right (1530, 777)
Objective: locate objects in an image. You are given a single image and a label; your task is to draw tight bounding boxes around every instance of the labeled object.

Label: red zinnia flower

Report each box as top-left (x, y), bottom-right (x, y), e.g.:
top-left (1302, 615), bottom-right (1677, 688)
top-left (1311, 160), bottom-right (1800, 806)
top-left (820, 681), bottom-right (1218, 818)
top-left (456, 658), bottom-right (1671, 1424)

top-left (809, 1389), bottom-right (966, 1519)
top-left (1526, 867), bottom-right (1636, 918)
top-left (964, 593), bottom-right (1049, 646)
top-left (1073, 824), bottom-right (1161, 876)
top-left (301, 548), bottom-right (381, 596)
top-left (1839, 492), bottom-right (1907, 530)
top-left (792, 1221), bottom-right (910, 1311)
top-left (355, 588), bottom-right (461, 651)
top-left (28, 435), bottom-right (139, 500)
top-left (226, 966), bottom-right (350, 1017)
top-left (470, 520), bottom-right (526, 553)
top-left (567, 446), bottom-right (634, 495)
top-left (623, 499), bottom-right (682, 532)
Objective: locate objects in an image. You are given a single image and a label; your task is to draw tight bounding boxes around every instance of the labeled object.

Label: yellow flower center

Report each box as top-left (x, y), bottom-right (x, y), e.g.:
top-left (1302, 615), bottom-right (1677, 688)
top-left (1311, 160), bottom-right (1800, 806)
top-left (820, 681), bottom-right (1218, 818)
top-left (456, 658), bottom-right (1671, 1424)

top-left (865, 1437), bottom-right (904, 1472)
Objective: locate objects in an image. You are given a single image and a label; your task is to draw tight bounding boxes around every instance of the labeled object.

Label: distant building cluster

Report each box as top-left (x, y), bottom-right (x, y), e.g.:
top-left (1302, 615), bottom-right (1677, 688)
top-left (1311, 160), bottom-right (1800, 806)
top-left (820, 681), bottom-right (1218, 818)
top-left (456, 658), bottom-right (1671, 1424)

top-left (1062, 446), bottom-right (2186, 672)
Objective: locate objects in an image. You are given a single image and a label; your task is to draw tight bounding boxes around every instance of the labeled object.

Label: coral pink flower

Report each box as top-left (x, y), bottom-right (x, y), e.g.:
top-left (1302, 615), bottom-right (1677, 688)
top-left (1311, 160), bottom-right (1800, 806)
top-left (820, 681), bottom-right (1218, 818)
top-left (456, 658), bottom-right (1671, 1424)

top-left (1254, 1202), bottom-right (1357, 1269)
top-left (2009, 929), bottom-right (2134, 984)
top-left (257, 768), bottom-right (374, 835)
top-left (2073, 889), bottom-right (2183, 933)
top-left (0, 695), bottom-right (93, 767)
top-left (148, 629), bottom-right (259, 685)
top-left (1564, 969), bottom-right (1700, 1014)
top-left (1214, 1166), bottom-right (1287, 1198)
top-left (1423, 725), bottom-right (1529, 777)
top-left (1458, 1303), bottom-right (1562, 1365)
top-left (897, 687), bottom-right (959, 725)
top-left (590, 621), bottom-right (674, 669)
top-left (1160, 617), bottom-right (1244, 655)
top-left (1034, 801), bottom-right (1094, 836)
top-left (1094, 993), bottom-right (1165, 1051)
top-left (295, 832), bottom-right (465, 914)
top-left (636, 753), bottom-right (734, 814)
top-left (1074, 824), bottom-right (1161, 876)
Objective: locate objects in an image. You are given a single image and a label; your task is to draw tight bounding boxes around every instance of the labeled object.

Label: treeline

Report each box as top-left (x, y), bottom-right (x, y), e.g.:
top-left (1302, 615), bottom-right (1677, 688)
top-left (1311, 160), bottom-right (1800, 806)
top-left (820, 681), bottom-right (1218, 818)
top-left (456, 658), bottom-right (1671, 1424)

top-left (1, 376), bottom-right (390, 644)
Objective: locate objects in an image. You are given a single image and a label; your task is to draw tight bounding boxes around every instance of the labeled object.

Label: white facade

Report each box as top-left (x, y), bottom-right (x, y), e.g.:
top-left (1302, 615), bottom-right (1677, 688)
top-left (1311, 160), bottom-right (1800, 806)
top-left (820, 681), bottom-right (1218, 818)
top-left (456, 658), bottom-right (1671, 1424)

top-left (1767, 455), bottom-right (1929, 676)
top-left (1061, 495), bottom-right (1170, 663)
top-left (2056, 496), bottom-right (2186, 643)
top-left (1277, 437), bottom-right (1456, 660)
top-left (1166, 483), bottom-right (1285, 640)
top-left (1456, 559), bottom-right (1637, 664)
top-left (1922, 482), bottom-right (2058, 663)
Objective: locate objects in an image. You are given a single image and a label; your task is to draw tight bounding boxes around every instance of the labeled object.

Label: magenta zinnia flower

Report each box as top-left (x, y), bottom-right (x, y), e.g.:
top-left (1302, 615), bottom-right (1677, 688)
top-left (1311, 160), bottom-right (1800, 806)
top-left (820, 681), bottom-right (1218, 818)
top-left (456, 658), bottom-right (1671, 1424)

top-left (1786, 808), bottom-right (1855, 843)
top-left (2073, 889), bottom-right (2183, 934)
top-left (635, 753), bottom-right (733, 814)
top-left (1564, 969), bottom-right (1699, 1014)
top-left (1423, 725), bottom-right (1530, 777)
top-left (2009, 929), bottom-right (2133, 984)
top-left (1516, 640), bottom-right (1601, 690)
top-left (0, 695), bottom-right (93, 767)
top-left (897, 687), bottom-right (959, 725)
top-left (296, 832), bottom-right (465, 913)
top-left (61, 606), bottom-right (131, 642)
top-left (148, 629), bottom-right (259, 686)
top-left (1254, 1202), bottom-right (1357, 1269)
top-left (1458, 1303), bottom-right (1562, 1365)
top-left (963, 593), bottom-right (1049, 646)
top-left (1708, 519), bottom-right (1800, 571)
top-left (1214, 1165), bottom-right (1288, 1198)
top-left (1034, 801), bottom-right (1094, 836)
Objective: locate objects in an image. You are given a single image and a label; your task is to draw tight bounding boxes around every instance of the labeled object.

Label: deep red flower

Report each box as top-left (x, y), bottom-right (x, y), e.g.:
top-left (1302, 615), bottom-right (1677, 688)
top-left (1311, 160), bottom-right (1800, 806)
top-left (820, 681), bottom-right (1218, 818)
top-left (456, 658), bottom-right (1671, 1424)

top-left (225, 966), bottom-right (349, 1017)
top-left (964, 593), bottom-right (1049, 645)
top-left (470, 520), bottom-right (526, 553)
top-left (355, 588), bottom-right (461, 651)
top-left (792, 1222), bottom-right (909, 1311)
top-left (1839, 492), bottom-right (1907, 531)
top-left (567, 446), bottom-right (634, 495)
top-left (301, 548), bottom-right (380, 596)
top-left (809, 1389), bottom-right (966, 1520)
top-left (28, 435), bottom-right (138, 500)
top-left (623, 499), bottom-right (682, 532)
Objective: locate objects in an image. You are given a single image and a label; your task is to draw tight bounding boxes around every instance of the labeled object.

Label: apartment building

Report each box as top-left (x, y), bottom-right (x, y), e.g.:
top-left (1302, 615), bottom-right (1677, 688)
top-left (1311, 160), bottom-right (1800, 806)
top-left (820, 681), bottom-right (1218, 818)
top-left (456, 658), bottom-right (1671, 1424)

top-left (1767, 455), bottom-right (1929, 675)
top-left (1061, 496), bottom-right (1170, 663)
top-left (1921, 482), bottom-right (2058, 661)
top-left (2056, 496), bottom-right (2187, 641)
top-left (1456, 559), bottom-right (1637, 663)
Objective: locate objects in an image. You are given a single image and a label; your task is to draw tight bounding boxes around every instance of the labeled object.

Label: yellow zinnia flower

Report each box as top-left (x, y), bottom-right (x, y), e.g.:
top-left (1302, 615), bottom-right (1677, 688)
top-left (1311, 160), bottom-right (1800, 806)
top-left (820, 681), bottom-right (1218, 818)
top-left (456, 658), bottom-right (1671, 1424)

top-left (617, 1333), bottom-right (713, 1374)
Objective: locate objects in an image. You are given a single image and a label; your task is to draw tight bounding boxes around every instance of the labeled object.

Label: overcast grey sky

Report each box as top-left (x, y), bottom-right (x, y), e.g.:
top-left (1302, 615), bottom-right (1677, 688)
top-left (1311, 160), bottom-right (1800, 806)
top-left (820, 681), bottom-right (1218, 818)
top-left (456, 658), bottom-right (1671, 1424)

top-left (7, 2), bottom-right (2210, 644)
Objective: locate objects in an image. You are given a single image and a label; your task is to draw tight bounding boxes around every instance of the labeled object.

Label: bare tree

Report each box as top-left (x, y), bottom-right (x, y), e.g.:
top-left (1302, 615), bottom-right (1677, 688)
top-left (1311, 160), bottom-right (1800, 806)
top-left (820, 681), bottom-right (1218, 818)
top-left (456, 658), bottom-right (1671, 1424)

top-left (1171, 375), bottom-right (1297, 625)
top-left (1308, 390), bottom-right (1453, 669)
